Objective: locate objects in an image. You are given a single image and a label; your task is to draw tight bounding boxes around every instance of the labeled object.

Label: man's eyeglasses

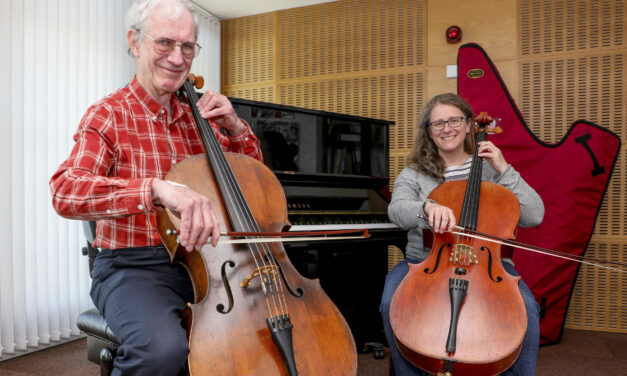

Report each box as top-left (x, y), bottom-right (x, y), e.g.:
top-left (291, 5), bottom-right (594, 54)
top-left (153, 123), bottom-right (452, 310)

top-left (428, 116), bottom-right (467, 131)
top-left (142, 33), bottom-right (201, 59)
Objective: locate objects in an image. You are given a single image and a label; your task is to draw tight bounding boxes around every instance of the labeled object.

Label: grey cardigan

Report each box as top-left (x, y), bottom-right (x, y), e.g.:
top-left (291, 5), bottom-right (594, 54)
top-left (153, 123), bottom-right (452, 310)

top-left (388, 161), bottom-right (545, 261)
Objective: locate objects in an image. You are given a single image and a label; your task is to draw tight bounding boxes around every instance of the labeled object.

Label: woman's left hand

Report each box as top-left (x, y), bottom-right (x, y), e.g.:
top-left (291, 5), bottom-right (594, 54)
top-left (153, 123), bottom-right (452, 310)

top-left (477, 140), bottom-right (508, 174)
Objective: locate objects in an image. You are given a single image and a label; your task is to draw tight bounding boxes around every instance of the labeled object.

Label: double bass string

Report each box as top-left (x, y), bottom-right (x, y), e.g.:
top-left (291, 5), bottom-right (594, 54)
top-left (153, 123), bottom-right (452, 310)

top-left (183, 81), bottom-right (290, 322)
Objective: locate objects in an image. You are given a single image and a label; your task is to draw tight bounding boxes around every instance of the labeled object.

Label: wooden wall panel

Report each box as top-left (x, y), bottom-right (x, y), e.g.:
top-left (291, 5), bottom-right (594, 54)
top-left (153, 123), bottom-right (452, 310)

top-left (566, 241), bottom-right (627, 331)
top-left (388, 246), bottom-right (404, 273)
top-left (278, 0), bottom-right (425, 80)
top-left (227, 86), bottom-right (276, 103)
top-left (427, 0), bottom-right (518, 64)
top-left (519, 0), bottom-right (626, 333)
top-left (221, 13), bottom-right (275, 89)
top-left (520, 0), bottom-right (624, 55)
top-left (389, 152), bottom-right (409, 192)
top-left (426, 0), bottom-right (519, 102)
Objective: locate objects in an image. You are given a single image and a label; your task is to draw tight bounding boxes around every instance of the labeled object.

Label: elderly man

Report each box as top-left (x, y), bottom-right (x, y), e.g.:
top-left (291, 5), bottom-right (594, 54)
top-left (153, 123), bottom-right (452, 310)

top-left (49, 0), bottom-right (262, 374)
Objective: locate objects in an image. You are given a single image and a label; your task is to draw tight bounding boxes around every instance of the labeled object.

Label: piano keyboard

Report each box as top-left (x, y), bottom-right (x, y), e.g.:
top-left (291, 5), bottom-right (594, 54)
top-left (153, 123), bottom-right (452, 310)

top-left (290, 223), bottom-right (400, 231)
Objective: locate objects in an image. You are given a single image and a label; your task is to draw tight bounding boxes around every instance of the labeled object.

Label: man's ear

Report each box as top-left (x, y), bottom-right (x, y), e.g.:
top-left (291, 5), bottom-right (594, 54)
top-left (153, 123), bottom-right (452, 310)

top-left (127, 29), bottom-right (140, 57)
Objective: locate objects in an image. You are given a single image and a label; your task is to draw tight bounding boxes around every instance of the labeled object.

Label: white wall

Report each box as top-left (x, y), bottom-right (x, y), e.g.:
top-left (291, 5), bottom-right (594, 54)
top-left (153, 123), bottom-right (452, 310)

top-left (0, 0), bottom-right (220, 358)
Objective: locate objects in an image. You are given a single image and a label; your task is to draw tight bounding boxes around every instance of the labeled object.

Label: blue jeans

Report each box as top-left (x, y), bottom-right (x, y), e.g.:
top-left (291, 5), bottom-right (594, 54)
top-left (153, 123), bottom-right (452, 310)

top-left (380, 259), bottom-right (540, 376)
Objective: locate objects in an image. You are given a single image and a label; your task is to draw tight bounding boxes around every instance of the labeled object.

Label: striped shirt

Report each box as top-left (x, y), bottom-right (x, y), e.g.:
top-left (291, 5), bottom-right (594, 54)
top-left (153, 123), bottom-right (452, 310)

top-left (50, 77), bottom-right (262, 249)
top-left (444, 157), bottom-right (473, 180)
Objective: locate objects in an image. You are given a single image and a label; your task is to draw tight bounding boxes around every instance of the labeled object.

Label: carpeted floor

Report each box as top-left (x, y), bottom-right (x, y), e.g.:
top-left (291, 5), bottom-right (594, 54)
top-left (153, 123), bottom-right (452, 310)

top-left (0, 329), bottom-right (625, 375)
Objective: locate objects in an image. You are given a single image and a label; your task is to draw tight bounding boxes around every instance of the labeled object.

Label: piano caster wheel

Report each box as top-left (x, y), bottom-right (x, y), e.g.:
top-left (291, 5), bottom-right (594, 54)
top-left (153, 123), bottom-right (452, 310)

top-left (363, 342), bottom-right (385, 359)
top-left (374, 348), bottom-right (385, 359)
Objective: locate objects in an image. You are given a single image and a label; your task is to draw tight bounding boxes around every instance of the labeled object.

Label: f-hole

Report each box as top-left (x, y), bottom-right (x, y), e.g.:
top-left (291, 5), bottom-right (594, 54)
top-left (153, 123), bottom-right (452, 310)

top-left (216, 260), bottom-right (236, 313)
top-left (266, 253), bottom-right (304, 298)
top-left (424, 243), bottom-right (451, 274)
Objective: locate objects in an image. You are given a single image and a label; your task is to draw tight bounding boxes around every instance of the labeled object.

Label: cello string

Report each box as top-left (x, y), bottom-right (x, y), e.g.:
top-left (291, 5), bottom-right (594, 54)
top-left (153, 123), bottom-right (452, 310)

top-left (456, 126), bottom-right (484, 266)
top-left (207, 136), bottom-right (287, 318)
top-left (468, 131), bottom-right (484, 265)
top-left (469, 127), bottom-right (486, 232)
top-left (183, 81), bottom-right (285, 319)
top-left (202, 137), bottom-right (289, 316)
top-left (209, 134), bottom-right (287, 317)
top-left (210, 141), bottom-right (286, 319)
top-left (463, 148), bottom-right (478, 263)
top-left (214, 171), bottom-right (289, 319)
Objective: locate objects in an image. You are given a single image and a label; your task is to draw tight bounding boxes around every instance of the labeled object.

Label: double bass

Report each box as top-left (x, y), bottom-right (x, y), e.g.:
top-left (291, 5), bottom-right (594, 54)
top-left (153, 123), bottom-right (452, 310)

top-left (389, 113), bottom-right (526, 376)
top-left (157, 75), bottom-right (357, 375)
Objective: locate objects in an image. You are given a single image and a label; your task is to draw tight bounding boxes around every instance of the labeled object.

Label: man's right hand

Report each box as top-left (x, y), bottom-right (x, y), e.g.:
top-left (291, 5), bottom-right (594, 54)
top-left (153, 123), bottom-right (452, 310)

top-left (151, 179), bottom-right (220, 251)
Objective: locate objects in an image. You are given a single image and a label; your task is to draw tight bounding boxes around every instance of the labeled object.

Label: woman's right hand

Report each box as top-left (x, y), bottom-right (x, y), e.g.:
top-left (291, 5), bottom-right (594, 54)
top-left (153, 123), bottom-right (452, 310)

top-left (424, 201), bottom-right (456, 233)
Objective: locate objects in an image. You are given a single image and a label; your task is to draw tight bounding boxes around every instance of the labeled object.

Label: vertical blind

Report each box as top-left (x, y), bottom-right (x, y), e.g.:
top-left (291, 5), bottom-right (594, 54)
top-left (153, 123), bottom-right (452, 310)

top-left (0, 0), bottom-right (221, 359)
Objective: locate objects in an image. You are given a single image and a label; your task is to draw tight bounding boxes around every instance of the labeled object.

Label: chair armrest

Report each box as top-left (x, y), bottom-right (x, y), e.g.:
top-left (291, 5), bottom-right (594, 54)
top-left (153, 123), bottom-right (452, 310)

top-left (77, 308), bottom-right (119, 345)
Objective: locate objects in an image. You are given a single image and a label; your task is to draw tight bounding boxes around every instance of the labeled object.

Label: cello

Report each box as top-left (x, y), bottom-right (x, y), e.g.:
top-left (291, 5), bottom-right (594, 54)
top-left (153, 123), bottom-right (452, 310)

top-left (389, 113), bottom-right (527, 376)
top-left (156, 75), bottom-right (358, 375)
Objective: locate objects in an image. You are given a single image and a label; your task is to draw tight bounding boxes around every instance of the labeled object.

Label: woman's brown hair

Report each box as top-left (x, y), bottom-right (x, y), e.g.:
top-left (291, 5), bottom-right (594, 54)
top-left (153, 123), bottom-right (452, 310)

top-left (406, 93), bottom-right (476, 181)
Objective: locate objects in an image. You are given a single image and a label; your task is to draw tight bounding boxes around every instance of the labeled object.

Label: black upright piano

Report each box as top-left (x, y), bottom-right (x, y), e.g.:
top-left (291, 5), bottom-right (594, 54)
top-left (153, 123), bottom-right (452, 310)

top-left (231, 98), bottom-right (407, 350)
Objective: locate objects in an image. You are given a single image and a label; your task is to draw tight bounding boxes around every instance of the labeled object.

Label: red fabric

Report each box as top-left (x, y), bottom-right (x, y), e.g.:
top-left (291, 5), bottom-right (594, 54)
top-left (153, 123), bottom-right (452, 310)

top-left (50, 77), bottom-right (262, 249)
top-left (457, 43), bottom-right (620, 344)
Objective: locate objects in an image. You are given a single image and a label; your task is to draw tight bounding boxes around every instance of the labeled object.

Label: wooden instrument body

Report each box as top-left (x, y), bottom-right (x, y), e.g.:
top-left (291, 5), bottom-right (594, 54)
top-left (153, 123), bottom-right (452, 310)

top-left (157, 153), bottom-right (357, 375)
top-left (390, 180), bottom-right (527, 376)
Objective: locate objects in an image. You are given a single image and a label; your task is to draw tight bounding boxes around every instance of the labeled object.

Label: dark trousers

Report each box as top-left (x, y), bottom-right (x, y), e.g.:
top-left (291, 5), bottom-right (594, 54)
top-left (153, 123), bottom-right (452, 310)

top-left (90, 246), bottom-right (194, 376)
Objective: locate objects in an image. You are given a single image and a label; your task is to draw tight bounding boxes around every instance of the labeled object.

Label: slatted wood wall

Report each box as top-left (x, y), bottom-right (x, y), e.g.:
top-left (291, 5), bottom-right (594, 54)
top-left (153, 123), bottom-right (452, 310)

top-left (221, 0), bottom-right (626, 333)
top-left (519, 0), bottom-right (626, 333)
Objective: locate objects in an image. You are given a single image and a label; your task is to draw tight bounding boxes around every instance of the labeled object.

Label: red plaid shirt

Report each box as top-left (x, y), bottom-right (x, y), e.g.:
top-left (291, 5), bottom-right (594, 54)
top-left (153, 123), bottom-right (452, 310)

top-left (50, 77), bottom-right (262, 249)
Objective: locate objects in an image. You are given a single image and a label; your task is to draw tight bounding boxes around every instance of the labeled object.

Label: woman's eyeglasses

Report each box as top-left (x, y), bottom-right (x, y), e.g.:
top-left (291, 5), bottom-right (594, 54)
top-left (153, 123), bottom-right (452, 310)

top-left (142, 33), bottom-right (201, 59)
top-left (428, 116), bottom-right (467, 131)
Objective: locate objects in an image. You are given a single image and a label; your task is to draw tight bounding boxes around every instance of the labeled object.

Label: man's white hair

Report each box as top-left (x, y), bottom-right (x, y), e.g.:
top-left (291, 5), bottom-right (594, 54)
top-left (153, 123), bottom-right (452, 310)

top-left (126, 0), bottom-right (199, 44)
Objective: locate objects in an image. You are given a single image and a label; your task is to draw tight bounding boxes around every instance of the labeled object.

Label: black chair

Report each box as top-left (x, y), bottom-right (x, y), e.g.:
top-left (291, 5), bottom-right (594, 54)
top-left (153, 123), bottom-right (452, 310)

top-left (76, 221), bottom-right (119, 376)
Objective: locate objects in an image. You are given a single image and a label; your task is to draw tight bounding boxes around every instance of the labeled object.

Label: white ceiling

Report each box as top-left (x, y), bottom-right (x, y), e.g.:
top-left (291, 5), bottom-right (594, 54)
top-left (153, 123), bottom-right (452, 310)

top-left (193, 0), bottom-right (338, 20)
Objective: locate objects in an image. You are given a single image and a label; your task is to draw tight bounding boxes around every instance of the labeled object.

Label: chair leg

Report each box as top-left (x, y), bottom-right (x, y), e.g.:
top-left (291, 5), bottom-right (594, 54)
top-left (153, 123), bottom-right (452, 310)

top-left (100, 347), bottom-right (115, 376)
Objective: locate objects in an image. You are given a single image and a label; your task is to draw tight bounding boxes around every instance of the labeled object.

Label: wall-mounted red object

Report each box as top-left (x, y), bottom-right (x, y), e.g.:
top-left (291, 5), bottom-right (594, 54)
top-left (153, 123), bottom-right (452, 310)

top-left (446, 25), bottom-right (462, 43)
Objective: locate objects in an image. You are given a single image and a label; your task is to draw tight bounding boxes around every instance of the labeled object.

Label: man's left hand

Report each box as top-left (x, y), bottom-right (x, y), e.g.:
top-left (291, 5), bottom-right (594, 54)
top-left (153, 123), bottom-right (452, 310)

top-left (196, 90), bottom-right (246, 134)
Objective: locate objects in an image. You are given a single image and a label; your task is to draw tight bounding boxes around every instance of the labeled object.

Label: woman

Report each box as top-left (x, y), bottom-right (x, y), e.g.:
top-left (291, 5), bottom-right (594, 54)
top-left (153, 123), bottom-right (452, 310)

top-left (380, 93), bottom-right (544, 376)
